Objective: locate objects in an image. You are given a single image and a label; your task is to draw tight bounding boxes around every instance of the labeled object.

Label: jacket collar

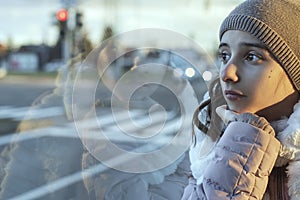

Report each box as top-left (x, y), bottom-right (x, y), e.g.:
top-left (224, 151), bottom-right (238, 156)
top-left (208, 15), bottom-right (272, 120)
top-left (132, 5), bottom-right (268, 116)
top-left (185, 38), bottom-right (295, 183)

top-left (274, 100), bottom-right (300, 199)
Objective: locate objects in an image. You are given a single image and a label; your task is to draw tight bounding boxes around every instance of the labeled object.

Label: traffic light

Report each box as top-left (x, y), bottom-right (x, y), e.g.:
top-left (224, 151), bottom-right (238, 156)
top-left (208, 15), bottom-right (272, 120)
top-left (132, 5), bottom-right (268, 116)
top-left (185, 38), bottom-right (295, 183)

top-left (56, 9), bottom-right (68, 37)
top-left (56, 9), bottom-right (68, 22)
top-left (76, 11), bottom-right (83, 28)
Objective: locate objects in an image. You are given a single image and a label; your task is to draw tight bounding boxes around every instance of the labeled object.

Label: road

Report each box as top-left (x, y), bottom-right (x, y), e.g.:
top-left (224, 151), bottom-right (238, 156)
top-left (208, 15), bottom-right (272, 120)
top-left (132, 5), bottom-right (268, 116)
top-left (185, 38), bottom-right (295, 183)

top-left (0, 73), bottom-right (202, 199)
top-left (0, 75), bottom-right (56, 107)
top-left (0, 75), bottom-right (56, 135)
top-left (0, 73), bottom-right (206, 135)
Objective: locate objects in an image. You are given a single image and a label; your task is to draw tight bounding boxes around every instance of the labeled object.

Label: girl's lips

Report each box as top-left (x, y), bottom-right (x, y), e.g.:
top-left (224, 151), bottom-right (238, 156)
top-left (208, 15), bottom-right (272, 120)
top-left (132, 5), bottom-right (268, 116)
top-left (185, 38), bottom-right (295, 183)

top-left (224, 90), bottom-right (245, 100)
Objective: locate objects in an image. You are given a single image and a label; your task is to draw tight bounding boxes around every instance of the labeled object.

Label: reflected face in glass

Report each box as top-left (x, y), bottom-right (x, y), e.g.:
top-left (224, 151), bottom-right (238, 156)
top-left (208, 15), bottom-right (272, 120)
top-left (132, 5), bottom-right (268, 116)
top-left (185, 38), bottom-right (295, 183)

top-left (218, 30), bottom-right (295, 114)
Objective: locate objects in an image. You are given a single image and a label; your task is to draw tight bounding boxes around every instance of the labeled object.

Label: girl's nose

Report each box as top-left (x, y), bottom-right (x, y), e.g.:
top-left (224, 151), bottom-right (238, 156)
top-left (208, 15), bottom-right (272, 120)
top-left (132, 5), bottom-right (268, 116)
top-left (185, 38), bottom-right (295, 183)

top-left (220, 62), bottom-right (239, 83)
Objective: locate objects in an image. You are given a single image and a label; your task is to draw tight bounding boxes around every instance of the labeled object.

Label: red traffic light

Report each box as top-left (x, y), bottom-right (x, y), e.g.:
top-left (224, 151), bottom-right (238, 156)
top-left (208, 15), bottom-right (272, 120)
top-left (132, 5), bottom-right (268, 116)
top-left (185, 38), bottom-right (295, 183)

top-left (56, 9), bottom-right (68, 22)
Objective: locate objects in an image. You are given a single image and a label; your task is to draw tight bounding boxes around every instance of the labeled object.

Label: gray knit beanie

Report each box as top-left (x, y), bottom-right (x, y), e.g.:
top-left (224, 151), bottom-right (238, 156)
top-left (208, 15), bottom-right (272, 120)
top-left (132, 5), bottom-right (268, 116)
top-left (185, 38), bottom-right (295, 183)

top-left (219, 0), bottom-right (300, 91)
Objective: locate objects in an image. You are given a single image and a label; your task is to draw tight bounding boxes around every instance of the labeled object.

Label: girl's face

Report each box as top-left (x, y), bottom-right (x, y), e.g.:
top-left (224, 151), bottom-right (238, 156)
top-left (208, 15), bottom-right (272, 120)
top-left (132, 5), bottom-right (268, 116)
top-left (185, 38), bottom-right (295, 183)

top-left (219, 30), bottom-right (296, 115)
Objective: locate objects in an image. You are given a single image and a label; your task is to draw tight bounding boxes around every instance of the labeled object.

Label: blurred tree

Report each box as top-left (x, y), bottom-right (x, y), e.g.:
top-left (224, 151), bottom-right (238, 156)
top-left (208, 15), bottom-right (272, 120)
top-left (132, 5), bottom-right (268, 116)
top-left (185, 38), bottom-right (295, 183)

top-left (101, 25), bottom-right (114, 42)
top-left (79, 32), bottom-right (94, 59)
top-left (0, 44), bottom-right (7, 57)
top-left (0, 44), bottom-right (7, 66)
top-left (6, 36), bottom-right (14, 52)
top-left (204, 0), bottom-right (210, 10)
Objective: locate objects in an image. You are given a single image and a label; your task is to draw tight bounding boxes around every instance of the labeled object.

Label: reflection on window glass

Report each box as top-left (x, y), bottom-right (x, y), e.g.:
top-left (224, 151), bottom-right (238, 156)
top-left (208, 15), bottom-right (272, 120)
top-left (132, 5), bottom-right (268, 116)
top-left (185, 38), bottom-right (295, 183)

top-left (0, 1), bottom-right (242, 199)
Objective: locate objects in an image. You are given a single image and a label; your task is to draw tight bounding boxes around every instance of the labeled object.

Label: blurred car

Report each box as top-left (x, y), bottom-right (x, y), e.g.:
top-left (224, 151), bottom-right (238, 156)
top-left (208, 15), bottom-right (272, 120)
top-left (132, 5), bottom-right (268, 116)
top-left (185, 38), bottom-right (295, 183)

top-left (44, 60), bottom-right (64, 72)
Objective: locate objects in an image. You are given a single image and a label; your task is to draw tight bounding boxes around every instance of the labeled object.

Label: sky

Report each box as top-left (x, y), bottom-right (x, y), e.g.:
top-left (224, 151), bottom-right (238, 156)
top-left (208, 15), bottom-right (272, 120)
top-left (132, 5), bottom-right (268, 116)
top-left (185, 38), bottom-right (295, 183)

top-left (0, 0), bottom-right (243, 53)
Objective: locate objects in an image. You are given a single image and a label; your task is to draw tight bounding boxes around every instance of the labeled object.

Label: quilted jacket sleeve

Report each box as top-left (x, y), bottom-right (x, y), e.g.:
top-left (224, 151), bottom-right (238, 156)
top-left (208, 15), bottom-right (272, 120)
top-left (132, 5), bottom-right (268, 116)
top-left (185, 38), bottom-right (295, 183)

top-left (182, 115), bottom-right (280, 200)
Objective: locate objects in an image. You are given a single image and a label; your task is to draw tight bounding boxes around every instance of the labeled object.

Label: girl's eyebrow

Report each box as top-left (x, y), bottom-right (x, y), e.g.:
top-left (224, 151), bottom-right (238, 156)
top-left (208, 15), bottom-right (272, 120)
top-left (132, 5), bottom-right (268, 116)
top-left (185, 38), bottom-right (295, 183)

top-left (240, 42), bottom-right (267, 50)
top-left (218, 42), bottom-right (267, 50)
top-left (218, 43), bottom-right (228, 49)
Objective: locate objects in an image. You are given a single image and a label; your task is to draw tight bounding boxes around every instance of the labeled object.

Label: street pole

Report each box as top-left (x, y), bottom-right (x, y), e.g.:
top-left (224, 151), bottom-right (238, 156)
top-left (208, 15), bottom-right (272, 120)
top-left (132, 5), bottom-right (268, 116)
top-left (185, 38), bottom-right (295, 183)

top-left (59, 0), bottom-right (77, 80)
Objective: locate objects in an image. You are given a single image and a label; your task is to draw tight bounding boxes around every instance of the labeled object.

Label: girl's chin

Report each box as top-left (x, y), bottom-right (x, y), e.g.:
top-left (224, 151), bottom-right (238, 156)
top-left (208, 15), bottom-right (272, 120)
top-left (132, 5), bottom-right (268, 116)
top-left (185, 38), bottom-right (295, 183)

top-left (226, 104), bottom-right (251, 114)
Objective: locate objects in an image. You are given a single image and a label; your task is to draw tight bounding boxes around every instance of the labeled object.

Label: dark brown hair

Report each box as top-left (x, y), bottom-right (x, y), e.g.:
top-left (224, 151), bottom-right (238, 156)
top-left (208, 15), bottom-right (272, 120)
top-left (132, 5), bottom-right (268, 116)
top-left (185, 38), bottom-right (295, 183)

top-left (192, 78), bottom-right (226, 144)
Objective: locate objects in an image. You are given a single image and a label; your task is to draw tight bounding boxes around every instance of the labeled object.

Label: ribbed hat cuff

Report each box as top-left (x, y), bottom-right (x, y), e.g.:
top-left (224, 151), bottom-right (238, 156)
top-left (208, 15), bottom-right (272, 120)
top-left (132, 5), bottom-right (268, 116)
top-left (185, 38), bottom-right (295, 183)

top-left (219, 15), bottom-right (300, 91)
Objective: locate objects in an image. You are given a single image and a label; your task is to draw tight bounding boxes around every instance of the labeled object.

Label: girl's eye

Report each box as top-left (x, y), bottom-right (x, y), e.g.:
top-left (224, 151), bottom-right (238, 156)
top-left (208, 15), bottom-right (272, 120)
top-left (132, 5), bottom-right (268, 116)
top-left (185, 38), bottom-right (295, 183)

top-left (218, 51), bottom-right (230, 64)
top-left (245, 53), bottom-right (262, 63)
